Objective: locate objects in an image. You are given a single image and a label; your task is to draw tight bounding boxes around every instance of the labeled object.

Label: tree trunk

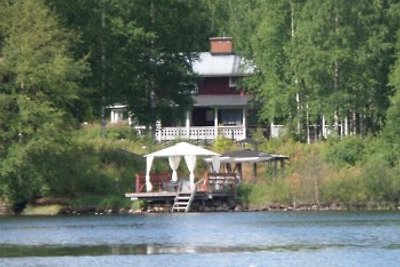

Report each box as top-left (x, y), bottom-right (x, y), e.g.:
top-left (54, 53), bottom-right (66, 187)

top-left (100, 1), bottom-right (106, 137)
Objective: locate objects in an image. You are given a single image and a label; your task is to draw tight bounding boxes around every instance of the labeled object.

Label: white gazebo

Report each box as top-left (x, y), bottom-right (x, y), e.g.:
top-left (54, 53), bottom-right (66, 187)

top-left (144, 142), bottom-right (220, 192)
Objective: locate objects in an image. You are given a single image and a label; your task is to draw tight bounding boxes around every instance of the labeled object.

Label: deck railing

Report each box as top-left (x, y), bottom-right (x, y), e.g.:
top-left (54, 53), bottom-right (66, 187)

top-left (203, 173), bottom-right (238, 197)
top-left (155, 126), bottom-right (245, 141)
top-left (135, 173), bottom-right (171, 193)
top-left (135, 172), bottom-right (238, 196)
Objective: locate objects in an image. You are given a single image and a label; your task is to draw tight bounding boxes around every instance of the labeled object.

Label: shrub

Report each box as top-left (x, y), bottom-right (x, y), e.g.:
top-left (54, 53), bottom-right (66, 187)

top-left (323, 136), bottom-right (367, 167)
top-left (99, 194), bottom-right (133, 210)
top-left (237, 179), bottom-right (292, 207)
top-left (212, 136), bottom-right (237, 153)
top-left (361, 157), bottom-right (399, 203)
top-left (321, 167), bottom-right (367, 205)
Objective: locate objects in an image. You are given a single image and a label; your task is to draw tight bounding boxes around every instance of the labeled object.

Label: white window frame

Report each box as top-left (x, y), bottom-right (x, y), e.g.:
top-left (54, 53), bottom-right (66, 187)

top-left (229, 77), bottom-right (237, 88)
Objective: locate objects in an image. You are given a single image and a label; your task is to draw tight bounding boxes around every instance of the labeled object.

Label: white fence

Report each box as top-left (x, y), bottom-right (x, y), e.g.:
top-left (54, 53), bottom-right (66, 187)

top-left (155, 126), bottom-right (246, 141)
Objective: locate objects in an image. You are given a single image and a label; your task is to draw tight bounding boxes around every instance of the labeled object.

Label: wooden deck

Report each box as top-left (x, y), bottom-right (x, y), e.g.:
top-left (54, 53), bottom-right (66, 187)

top-left (125, 191), bottom-right (177, 199)
top-left (125, 173), bottom-right (238, 212)
top-left (125, 190), bottom-right (235, 201)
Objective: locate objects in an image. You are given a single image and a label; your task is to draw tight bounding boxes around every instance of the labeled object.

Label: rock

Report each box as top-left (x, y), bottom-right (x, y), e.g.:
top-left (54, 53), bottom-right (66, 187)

top-left (203, 206), bottom-right (214, 212)
top-left (330, 203), bottom-right (342, 210)
top-left (311, 204), bottom-right (319, 211)
top-left (234, 205), bottom-right (243, 212)
top-left (216, 203), bottom-right (229, 212)
top-left (0, 199), bottom-right (11, 215)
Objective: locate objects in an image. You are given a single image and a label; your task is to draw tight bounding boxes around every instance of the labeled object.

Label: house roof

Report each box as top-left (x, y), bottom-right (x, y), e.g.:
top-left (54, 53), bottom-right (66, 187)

top-left (193, 94), bottom-right (253, 107)
top-left (192, 52), bottom-right (254, 77)
top-left (219, 149), bottom-right (273, 163)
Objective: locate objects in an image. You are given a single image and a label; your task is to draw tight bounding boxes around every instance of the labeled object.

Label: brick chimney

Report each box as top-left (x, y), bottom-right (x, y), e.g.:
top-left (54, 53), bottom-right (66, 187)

top-left (210, 37), bottom-right (233, 55)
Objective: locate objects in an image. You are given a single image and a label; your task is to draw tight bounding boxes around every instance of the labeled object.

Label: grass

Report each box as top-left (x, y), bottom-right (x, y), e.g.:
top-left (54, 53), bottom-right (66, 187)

top-left (70, 194), bottom-right (134, 211)
top-left (22, 204), bottom-right (63, 215)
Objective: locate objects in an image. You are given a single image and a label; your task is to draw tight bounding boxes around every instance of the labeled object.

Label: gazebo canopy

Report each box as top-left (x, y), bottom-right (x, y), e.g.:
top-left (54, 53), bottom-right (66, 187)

top-left (145, 142), bottom-right (220, 158)
top-left (204, 149), bottom-right (289, 180)
top-left (144, 142), bottom-right (220, 191)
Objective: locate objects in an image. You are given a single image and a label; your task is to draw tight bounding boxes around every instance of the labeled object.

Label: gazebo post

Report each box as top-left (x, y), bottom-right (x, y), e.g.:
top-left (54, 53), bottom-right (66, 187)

top-left (236, 163), bottom-right (243, 181)
top-left (226, 163), bottom-right (232, 173)
top-left (252, 163), bottom-right (257, 182)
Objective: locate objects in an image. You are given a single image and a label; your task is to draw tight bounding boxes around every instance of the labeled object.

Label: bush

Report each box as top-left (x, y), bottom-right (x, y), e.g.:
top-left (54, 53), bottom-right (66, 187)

top-left (70, 194), bottom-right (134, 211)
top-left (212, 136), bottom-right (237, 153)
top-left (321, 167), bottom-right (367, 205)
top-left (237, 179), bottom-right (292, 207)
top-left (361, 157), bottom-right (399, 203)
top-left (323, 136), bottom-right (367, 167)
top-left (99, 194), bottom-right (133, 210)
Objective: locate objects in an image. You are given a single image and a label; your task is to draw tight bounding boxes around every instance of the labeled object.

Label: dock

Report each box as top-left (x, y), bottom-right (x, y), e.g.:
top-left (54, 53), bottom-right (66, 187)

top-left (125, 173), bottom-right (238, 212)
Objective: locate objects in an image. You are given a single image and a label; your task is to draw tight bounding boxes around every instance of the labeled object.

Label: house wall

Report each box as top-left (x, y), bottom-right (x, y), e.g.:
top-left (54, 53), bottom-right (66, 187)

top-left (198, 77), bottom-right (240, 95)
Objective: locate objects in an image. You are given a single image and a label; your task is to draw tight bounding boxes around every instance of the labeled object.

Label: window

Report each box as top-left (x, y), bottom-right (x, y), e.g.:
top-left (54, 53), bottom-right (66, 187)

top-left (219, 109), bottom-right (242, 126)
top-left (229, 77), bottom-right (237, 88)
top-left (206, 110), bottom-right (214, 122)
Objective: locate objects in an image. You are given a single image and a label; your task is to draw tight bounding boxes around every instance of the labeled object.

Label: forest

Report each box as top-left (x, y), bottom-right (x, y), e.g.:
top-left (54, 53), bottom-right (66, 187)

top-left (1, 0), bottom-right (400, 213)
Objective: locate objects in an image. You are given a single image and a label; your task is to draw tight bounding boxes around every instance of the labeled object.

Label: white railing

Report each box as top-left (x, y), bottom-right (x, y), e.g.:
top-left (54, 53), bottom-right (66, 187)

top-left (155, 126), bottom-right (246, 141)
top-left (218, 126), bottom-right (244, 140)
top-left (189, 126), bottom-right (215, 140)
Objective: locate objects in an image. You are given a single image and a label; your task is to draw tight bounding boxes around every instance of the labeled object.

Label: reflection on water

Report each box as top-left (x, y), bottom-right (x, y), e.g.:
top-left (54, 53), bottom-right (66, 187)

top-left (0, 243), bottom-right (372, 258)
top-left (0, 211), bottom-right (400, 266)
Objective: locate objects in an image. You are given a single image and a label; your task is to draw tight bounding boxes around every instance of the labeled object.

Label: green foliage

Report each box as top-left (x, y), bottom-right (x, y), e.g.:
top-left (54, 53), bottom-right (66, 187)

top-left (229, 0), bottom-right (397, 139)
top-left (105, 126), bottom-right (138, 140)
top-left (361, 157), bottom-right (400, 203)
top-left (0, 0), bottom-right (89, 204)
top-left (70, 194), bottom-right (134, 211)
top-left (47, 0), bottom-right (211, 127)
top-left (0, 0), bottom-right (88, 111)
top-left (0, 94), bottom-right (71, 203)
top-left (212, 136), bottom-right (237, 153)
top-left (240, 138), bottom-right (400, 208)
top-left (322, 137), bottom-right (367, 167)
top-left (321, 168), bottom-right (367, 205)
top-left (99, 194), bottom-right (132, 210)
top-left (238, 180), bottom-right (292, 207)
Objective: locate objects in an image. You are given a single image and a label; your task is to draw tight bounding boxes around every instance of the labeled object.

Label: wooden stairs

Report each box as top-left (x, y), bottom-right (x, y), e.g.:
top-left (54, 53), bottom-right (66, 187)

top-left (171, 182), bottom-right (196, 213)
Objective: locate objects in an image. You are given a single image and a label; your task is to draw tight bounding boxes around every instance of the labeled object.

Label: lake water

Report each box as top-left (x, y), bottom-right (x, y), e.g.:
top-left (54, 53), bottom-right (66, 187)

top-left (0, 211), bottom-right (399, 266)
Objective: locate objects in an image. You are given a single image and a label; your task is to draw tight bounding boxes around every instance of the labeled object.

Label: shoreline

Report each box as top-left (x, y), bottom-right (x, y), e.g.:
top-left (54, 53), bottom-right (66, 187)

top-left (1, 202), bottom-right (399, 216)
top-left (1, 197), bottom-right (399, 216)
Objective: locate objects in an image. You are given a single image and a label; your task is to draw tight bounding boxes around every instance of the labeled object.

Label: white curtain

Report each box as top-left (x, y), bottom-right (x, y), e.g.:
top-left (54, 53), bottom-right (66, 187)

top-left (168, 156), bottom-right (181, 182)
top-left (184, 155), bottom-right (197, 186)
top-left (145, 156), bottom-right (154, 192)
top-left (211, 155), bottom-right (221, 173)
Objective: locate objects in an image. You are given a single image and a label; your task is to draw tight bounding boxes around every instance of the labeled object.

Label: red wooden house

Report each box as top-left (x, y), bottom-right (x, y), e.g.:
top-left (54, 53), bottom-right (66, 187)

top-left (110, 37), bottom-right (260, 141)
top-left (155, 37), bottom-right (256, 141)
